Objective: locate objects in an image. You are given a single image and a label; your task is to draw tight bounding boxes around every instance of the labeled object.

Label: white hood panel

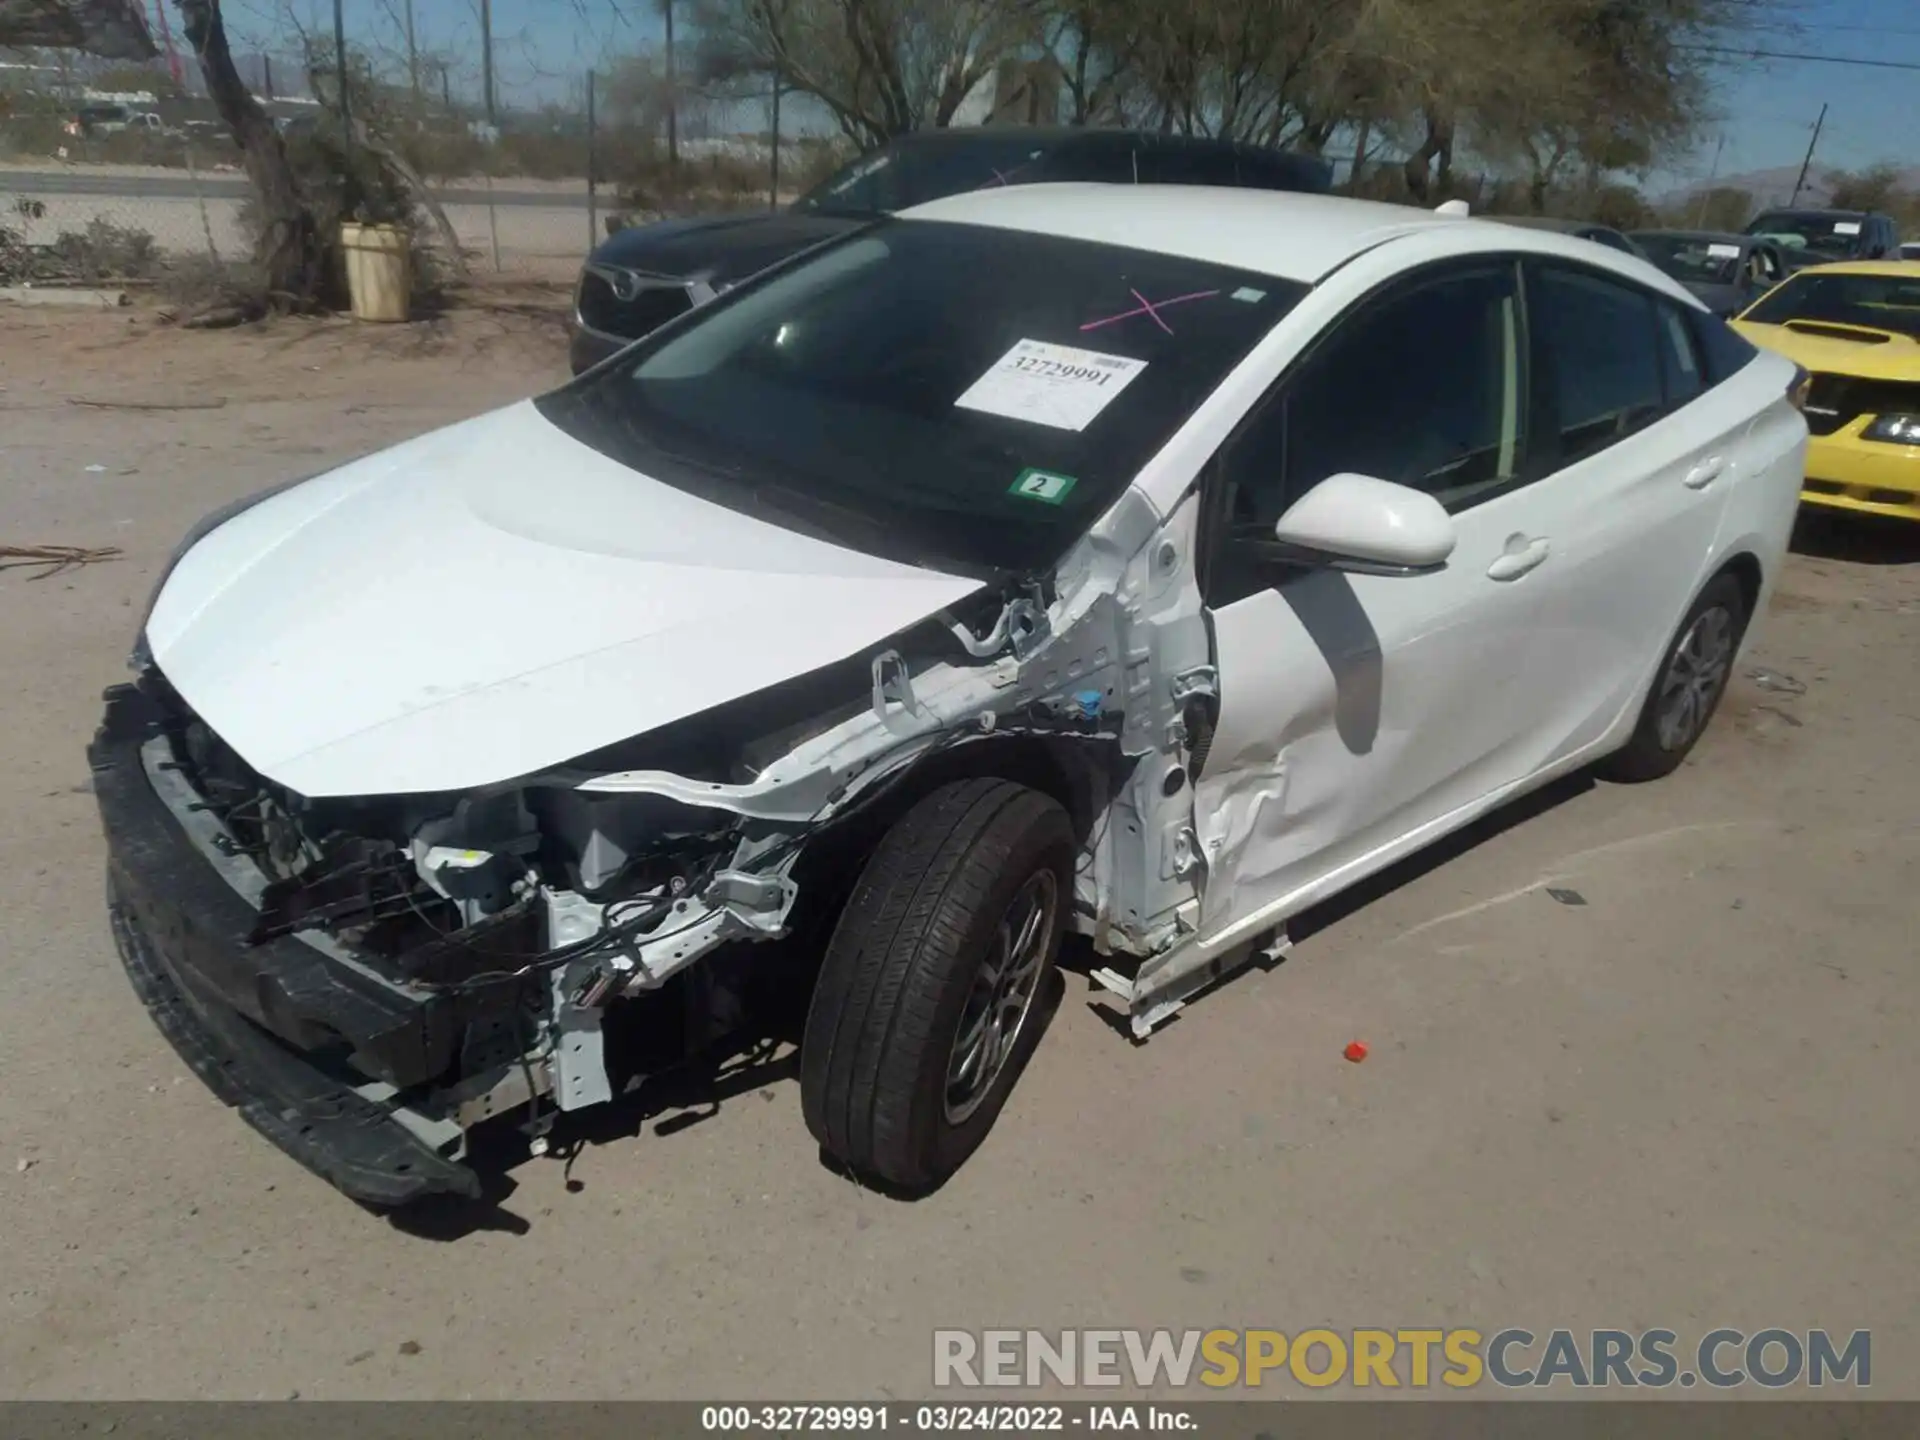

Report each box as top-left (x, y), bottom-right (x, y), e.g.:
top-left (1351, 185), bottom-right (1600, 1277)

top-left (147, 401), bottom-right (982, 796)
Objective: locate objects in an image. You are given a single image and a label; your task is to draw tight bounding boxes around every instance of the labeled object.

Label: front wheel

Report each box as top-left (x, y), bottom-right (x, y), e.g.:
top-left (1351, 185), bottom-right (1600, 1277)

top-left (1600, 572), bottom-right (1749, 783)
top-left (800, 779), bottom-right (1073, 1192)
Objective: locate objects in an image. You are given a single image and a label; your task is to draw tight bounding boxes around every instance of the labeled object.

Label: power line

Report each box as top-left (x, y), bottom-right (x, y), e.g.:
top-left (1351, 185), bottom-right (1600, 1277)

top-left (1740, 17), bottom-right (1920, 37)
top-left (1679, 42), bottom-right (1920, 71)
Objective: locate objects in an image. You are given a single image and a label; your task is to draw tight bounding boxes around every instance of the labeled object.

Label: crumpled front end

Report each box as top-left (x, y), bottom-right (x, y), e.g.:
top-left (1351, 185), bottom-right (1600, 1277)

top-left (94, 472), bottom-right (1225, 1203)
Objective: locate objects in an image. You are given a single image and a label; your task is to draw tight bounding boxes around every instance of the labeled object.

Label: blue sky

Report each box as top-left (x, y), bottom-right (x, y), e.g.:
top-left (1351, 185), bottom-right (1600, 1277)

top-left (217, 0), bottom-right (1916, 186)
top-left (1654, 0), bottom-right (1920, 195)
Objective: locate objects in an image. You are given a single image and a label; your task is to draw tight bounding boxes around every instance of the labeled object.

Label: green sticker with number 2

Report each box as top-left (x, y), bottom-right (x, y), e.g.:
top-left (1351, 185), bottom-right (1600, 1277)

top-left (1009, 469), bottom-right (1079, 504)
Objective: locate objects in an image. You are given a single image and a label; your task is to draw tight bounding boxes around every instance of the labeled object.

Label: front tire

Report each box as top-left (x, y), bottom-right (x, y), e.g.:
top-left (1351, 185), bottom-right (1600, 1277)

top-left (1600, 572), bottom-right (1748, 783)
top-left (800, 778), bottom-right (1073, 1192)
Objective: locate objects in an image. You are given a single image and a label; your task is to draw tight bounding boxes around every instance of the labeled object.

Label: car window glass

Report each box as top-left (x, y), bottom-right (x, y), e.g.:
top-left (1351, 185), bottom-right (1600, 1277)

top-left (1044, 136), bottom-right (1136, 185)
top-left (1657, 305), bottom-right (1705, 408)
top-left (1687, 310), bottom-right (1758, 384)
top-left (1216, 266), bottom-right (1526, 556)
top-left (1531, 266), bottom-right (1666, 465)
top-left (544, 221), bottom-right (1308, 578)
top-left (1138, 142), bottom-right (1238, 187)
top-left (794, 138), bottom-right (1055, 214)
top-left (1742, 269), bottom-right (1920, 340)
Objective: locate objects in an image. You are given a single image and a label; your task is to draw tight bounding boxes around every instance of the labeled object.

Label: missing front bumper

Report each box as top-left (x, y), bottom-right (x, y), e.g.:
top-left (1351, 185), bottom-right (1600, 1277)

top-left (91, 682), bottom-right (488, 1205)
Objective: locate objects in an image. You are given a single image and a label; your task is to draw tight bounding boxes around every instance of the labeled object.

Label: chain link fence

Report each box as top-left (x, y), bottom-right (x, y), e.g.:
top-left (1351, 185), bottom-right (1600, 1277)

top-left (2, 30), bottom-right (851, 295)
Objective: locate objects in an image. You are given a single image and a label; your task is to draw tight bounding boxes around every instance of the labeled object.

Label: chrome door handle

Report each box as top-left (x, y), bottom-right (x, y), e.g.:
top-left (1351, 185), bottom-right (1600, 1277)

top-left (1683, 456), bottom-right (1725, 490)
top-left (1487, 537), bottom-right (1550, 581)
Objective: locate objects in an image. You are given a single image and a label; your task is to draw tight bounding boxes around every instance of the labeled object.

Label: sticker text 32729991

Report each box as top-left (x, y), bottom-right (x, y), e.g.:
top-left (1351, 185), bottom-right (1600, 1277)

top-left (954, 339), bottom-right (1149, 433)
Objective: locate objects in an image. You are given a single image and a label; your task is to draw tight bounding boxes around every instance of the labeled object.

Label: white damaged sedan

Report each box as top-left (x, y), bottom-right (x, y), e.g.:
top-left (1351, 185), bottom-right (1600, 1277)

top-left (93, 186), bottom-right (1808, 1204)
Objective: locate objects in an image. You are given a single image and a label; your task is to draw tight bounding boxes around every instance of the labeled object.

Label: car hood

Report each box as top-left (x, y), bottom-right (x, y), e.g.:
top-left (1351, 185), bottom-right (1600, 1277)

top-left (591, 211), bottom-right (864, 286)
top-left (1731, 321), bottom-right (1920, 381)
top-left (145, 401), bottom-right (983, 798)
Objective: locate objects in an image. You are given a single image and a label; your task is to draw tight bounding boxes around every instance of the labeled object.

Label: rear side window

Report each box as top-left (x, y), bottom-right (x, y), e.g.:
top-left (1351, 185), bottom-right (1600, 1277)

top-left (1687, 310), bottom-right (1759, 384)
top-left (1528, 265), bottom-right (1666, 466)
top-left (1657, 304), bottom-right (1706, 407)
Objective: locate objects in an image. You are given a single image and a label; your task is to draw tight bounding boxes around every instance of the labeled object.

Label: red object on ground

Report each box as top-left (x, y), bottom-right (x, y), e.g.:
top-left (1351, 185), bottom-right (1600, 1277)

top-left (1343, 1040), bottom-right (1369, 1063)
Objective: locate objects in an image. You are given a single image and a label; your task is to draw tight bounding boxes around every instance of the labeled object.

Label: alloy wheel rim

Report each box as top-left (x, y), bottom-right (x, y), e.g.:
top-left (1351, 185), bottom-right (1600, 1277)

top-left (944, 869), bottom-right (1058, 1125)
top-left (1656, 605), bottom-right (1735, 752)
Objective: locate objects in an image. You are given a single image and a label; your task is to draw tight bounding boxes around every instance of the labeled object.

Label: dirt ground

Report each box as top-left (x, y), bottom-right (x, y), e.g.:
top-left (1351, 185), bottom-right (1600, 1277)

top-left (1, 300), bottom-right (1916, 1401)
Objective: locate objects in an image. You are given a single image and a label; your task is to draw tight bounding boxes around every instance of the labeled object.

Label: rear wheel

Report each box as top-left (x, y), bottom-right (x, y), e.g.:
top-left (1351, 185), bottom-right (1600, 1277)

top-left (1600, 573), bottom-right (1748, 782)
top-left (800, 778), bottom-right (1072, 1192)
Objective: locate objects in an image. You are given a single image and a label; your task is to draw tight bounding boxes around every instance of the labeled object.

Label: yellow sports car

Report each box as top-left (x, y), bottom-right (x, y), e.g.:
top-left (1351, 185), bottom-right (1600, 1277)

top-left (1731, 260), bottom-right (1920, 521)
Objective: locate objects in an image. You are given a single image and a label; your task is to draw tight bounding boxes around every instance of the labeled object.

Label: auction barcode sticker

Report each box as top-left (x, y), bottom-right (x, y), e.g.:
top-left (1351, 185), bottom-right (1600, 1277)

top-left (955, 339), bottom-right (1147, 432)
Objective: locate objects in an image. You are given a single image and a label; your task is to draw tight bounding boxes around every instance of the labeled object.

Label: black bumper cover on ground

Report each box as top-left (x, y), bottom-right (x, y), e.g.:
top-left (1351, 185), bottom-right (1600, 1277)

top-left (90, 683), bottom-right (483, 1205)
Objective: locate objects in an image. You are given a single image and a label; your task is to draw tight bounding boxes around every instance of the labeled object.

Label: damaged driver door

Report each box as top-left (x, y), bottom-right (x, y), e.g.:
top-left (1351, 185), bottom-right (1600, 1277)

top-left (1188, 259), bottom-right (1550, 938)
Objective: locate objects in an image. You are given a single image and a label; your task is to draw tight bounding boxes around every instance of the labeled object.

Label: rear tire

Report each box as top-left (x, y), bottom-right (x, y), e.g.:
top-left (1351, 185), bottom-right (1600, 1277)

top-left (800, 778), bottom-right (1073, 1192)
top-left (1600, 572), bottom-right (1748, 783)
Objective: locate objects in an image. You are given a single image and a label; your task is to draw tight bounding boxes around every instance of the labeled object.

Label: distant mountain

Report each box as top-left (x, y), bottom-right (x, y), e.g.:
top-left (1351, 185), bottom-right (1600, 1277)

top-left (1657, 163), bottom-right (1920, 209)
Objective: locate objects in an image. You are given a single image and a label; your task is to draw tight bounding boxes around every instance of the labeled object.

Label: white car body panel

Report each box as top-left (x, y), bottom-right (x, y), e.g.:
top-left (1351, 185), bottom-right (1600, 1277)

top-left (1100, 211), bottom-right (1706, 521)
top-left (132, 183), bottom-right (1810, 1074)
top-left (144, 401), bottom-right (982, 796)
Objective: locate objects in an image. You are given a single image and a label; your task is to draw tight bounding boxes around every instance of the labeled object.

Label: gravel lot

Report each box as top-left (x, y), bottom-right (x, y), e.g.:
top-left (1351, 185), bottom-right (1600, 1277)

top-left (1, 300), bottom-right (1916, 1400)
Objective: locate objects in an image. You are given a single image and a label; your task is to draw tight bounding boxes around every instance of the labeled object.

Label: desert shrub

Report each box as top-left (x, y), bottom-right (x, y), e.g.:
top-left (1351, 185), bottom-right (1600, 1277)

top-left (49, 216), bottom-right (162, 280)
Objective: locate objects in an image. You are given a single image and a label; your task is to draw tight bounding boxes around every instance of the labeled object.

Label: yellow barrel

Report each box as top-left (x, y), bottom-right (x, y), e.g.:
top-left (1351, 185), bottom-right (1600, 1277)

top-left (340, 222), bottom-right (411, 323)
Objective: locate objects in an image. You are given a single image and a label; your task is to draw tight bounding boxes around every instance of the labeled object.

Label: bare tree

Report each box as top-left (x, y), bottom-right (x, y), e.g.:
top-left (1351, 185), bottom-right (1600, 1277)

top-left (1825, 164), bottom-right (1909, 214)
top-left (692, 0), bottom-right (1027, 145)
top-left (177, 0), bottom-right (324, 306)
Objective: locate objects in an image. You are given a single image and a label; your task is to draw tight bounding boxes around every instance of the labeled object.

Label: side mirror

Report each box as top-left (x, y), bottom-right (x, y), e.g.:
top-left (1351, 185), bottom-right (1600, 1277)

top-left (1270, 473), bottom-right (1457, 576)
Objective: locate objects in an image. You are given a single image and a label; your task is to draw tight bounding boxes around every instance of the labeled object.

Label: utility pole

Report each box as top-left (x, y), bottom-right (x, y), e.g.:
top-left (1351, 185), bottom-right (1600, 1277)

top-left (149, 0), bottom-right (185, 89)
top-left (768, 79), bottom-right (781, 209)
top-left (263, 54), bottom-right (275, 101)
top-left (587, 70), bottom-right (598, 246)
top-left (405, 0), bottom-right (420, 103)
top-left (481, 0), bottom-right (495, 126)
top-left (1690, 133), bottom-right (1725, 228)
top-left (1789, 102), bottom-right (1827, 206)
top-left (332, 0), bottom-right (350, 124)
top-left (662, 0), bottom-right (677, 165)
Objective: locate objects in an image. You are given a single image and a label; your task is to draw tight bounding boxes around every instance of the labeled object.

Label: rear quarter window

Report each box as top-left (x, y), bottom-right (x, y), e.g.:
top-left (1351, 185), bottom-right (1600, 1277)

top-left (1686, 309), bottom-right (1759, 386)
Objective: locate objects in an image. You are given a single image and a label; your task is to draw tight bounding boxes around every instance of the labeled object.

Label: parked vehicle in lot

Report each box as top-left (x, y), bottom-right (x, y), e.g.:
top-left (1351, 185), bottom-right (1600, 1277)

top-left (569, 127), bottom-right (1333, 374)
top-left (1488, 215), bottom-right (1648, 258)
top-left (64, 104), bottom-right (164, 138)
top-left (1744, 208), bottom-right (1904, 270)
top-left (1732, 260), bottom-right (1920, 522)
top-left (1902, 241), bottom-right (1920, 261)
top-left (96, 186), bottom-right (1807, 1206)
top-left (1630, 229), bottom-right (1788, 315)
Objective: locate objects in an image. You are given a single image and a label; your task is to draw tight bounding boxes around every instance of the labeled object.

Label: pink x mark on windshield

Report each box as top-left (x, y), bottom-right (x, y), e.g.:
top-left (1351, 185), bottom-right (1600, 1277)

top-left (1080, 288), bottom-right (1221, 336)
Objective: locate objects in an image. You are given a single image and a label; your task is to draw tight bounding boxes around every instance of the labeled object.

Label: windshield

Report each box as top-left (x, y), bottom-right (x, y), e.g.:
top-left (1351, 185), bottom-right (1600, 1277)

top-left (1744, 211), bottom-right (1866, 259)
top-left (538, 220), bottom-right (1305, 577)
top-left (1740, 269), bottom-right (1920, 340)
top-left (792, 138), bottom-right (1061, 216)
top-left (1635, 234), bottom-right (1745, 285)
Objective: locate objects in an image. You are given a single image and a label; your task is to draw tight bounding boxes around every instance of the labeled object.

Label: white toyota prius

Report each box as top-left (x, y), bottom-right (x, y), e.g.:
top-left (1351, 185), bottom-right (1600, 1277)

top-left (93, 186), bottom-right (1809, 1205)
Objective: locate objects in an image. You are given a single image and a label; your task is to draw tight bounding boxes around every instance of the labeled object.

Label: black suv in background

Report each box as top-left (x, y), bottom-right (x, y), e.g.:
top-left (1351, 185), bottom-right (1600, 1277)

top-left (1743, 208), bottom-right (1905, 271)
top-left (569, 127), bottom-right (1334, 373)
